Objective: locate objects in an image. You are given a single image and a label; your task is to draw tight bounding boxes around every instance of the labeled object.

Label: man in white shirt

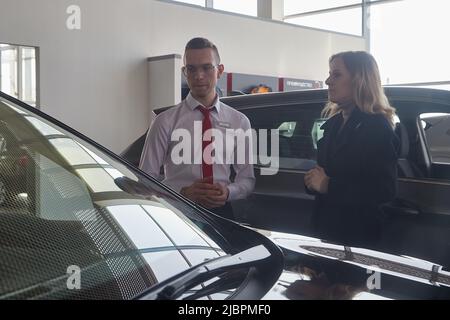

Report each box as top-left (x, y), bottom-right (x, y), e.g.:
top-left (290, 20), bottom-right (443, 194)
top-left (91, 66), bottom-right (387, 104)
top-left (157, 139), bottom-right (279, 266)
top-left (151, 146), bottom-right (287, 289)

top-left (139, 37), bottom-right (255, 219)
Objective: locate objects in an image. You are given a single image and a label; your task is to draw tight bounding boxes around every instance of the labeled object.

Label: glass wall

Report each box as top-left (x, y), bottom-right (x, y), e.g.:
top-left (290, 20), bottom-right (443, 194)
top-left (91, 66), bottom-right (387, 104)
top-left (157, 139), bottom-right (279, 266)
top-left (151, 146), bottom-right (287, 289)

top-left (172, 0), bottom-right (205, 7)
top-left (284, 0), bottom-right (364, 35)
top-left (370, 0), bottom-right (450, 85)
top-left (21, 47), bottom-right (37, 105)
top-left (284, 0), bottom-right (450, 88)
top-left (0, 44), bottom-right (38, 106)
top-left (284, 0), bottom-right (362, 16)
top-left (285, 6), bottom-right (362, 36)
top-left (213, 0), bottom-right (257, 17)
top-left (0, 45), bottom-right (18, 99)
top-left (170, 0), bottom-right (257, 17)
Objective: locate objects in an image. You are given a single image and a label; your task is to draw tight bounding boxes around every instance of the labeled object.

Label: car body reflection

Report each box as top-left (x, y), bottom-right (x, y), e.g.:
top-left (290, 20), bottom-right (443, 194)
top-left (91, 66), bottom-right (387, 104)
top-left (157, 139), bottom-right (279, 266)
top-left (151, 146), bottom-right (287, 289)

top-left (258, 230), bottom-right (450, 300)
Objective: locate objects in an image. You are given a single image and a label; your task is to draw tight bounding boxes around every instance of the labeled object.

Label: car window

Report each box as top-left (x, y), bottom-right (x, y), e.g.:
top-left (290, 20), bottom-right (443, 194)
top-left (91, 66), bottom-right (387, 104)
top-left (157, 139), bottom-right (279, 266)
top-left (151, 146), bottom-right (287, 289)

top-left (278, 121), bottom-right (296, 138)
top-left (390, 98), bottom-right (450, 180)
top-left (0, 97), bottom-right (236, 299)
top-left (420, 113), bottom-right (450, 164)
top-left (311, 118), bottom-right (327, 150)
top-left (241, 104), bottom-right (323, 171)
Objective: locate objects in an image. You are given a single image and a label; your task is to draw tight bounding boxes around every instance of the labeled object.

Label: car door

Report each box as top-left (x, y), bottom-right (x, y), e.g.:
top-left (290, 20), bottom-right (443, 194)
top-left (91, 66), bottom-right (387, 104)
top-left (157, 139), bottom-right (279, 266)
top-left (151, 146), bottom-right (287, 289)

top-left (231, 101), bottom-right (325, 235)
top-left (379, 92), bottom-right (450, 267)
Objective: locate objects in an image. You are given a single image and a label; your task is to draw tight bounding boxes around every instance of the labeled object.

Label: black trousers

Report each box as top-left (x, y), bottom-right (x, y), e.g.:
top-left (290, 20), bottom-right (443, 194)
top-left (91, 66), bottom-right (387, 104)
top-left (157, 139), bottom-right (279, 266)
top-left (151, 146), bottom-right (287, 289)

top-left (210, 202), bottom-right (234, 220)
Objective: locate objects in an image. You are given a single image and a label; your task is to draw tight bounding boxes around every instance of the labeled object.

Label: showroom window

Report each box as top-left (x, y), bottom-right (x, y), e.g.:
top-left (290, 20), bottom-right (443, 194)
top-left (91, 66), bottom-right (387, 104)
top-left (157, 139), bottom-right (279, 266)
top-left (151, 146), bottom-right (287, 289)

top-left (284, 6), bottom-right (362, 36)
top-left (284, 0), bottom-right (362, 15)
top-left (172, 0), bottom-right (206, 7)
top-left (0, 44), bottom-right (38, 106)
top-left (170, 0), bottom-right (258, 17)
top-left (213, 0), bottom-right (257, 17)
top-left (283, 0), bottom-right (450, 89)
top-left (370, 0), bottom-right (450, 87)
top-left (283, 0), bottom-right (402, 37)
top-left (284, 0), bottom-right (366, 36)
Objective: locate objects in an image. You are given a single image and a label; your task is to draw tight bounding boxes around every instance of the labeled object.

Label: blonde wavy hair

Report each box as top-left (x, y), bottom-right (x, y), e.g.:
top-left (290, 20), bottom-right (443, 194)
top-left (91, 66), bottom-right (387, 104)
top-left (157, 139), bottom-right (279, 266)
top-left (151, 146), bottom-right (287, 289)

top-left (322, 51), bottom-right (396, 127)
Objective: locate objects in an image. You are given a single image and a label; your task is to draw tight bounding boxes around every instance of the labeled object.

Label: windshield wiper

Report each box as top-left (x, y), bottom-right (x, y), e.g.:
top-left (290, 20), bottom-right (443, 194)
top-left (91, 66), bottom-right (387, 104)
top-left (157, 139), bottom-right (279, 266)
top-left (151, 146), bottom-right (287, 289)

top-left (138, 245), bottom-right (271, 300)
top-left (181, 270), bottom-right (245, 300)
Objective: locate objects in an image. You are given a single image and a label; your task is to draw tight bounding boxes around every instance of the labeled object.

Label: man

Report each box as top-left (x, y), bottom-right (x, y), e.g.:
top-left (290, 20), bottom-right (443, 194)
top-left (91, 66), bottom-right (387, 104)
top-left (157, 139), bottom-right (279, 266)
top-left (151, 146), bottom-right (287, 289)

top-left (139, 37), bottom-right (255, 219)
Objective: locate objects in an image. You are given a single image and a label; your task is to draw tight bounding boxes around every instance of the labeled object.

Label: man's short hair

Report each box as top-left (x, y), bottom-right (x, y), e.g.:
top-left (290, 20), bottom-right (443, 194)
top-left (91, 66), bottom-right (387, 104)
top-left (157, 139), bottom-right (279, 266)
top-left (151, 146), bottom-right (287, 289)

top-left (185, 37), bottom-right (221, 64)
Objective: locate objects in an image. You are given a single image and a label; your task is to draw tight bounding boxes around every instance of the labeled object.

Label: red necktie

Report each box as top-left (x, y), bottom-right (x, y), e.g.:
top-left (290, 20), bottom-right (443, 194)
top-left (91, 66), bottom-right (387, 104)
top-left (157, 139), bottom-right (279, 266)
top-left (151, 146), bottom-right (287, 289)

top-left (197, 105), bottom-right (213, 182)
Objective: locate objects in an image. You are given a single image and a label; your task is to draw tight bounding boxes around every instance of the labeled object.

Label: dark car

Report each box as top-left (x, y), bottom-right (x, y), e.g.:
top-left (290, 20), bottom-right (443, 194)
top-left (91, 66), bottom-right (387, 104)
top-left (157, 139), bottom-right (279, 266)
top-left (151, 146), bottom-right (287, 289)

top-left (122, 87), bottom-right (450, 269)
top-left (1, 90), bottom-right (450, 300)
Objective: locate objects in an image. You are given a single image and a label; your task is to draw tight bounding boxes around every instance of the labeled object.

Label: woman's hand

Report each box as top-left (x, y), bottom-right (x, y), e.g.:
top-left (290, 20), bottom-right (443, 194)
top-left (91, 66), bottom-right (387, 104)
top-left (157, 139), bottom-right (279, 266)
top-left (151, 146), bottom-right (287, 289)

top-left (304, 166), bottom-right (330, 194)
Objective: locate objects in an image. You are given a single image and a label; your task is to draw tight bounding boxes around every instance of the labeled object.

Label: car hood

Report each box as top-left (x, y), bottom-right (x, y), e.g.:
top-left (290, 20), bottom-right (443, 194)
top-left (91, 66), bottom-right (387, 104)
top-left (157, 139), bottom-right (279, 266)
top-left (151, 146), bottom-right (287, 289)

top-left (255, 228), bottom-right (450, 300)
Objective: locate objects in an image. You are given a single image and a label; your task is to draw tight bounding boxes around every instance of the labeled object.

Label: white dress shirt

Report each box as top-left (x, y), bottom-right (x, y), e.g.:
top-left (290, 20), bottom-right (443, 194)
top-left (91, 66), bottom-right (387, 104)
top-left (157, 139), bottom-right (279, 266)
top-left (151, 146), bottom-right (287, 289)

top-left (139, 93), bottom-right (255, 201)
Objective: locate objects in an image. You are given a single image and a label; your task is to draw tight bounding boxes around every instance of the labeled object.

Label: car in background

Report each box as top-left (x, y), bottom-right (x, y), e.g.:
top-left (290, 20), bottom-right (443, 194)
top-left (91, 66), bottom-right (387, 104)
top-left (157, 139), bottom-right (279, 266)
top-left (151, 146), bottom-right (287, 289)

top-left (123, 87), bottom-right (450, 269)
top-left (1, 90), bottom-right (450, 300)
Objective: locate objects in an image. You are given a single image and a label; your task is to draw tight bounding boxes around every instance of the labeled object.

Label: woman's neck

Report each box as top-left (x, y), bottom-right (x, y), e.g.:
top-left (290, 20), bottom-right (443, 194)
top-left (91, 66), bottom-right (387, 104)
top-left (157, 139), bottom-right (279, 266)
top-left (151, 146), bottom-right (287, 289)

top-left (339, 102), bottom-right (356, 124)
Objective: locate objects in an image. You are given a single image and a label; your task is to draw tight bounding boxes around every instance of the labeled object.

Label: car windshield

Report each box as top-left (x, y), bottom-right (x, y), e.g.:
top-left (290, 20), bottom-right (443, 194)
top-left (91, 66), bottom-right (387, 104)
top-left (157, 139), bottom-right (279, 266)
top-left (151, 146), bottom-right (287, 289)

top-left (0, 96), bottom-right (234, 299)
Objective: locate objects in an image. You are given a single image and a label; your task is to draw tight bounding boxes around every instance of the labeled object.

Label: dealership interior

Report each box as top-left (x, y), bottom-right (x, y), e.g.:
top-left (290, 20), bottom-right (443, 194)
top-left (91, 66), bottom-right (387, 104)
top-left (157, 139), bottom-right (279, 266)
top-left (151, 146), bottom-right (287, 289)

top-left (1, 0), bottom-right (450, 300)
top-left (0, 0), bottom-right (448, 153)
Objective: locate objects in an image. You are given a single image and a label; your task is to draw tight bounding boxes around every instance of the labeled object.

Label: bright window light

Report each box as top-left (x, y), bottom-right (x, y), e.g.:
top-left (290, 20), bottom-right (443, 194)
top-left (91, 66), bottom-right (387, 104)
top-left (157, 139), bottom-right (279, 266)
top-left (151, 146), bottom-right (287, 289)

top-left (173, 0), bottom-right (205, 7)
top-left (0, 44), bottom-right (37, 106)
top-left (370, 0), bottom-right (450, 84)
top-left (284, 0), bottom-right (361, 16)
top-left (214, 0), bottom-right (257, 17)
top-left (285, 7), bottom-right (362, 36)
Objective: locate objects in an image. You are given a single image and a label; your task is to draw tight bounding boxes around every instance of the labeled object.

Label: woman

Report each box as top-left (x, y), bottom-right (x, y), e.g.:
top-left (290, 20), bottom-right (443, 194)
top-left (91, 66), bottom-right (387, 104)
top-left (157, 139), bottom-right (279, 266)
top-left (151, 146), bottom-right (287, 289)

top-left (304, 51), bottom-right (399, 248)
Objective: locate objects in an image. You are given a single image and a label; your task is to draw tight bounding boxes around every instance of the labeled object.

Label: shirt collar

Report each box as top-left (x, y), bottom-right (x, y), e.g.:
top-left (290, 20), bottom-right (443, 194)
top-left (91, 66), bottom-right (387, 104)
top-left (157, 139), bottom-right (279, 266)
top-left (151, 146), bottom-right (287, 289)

top-left (186, 92), bottom-right (221, 113)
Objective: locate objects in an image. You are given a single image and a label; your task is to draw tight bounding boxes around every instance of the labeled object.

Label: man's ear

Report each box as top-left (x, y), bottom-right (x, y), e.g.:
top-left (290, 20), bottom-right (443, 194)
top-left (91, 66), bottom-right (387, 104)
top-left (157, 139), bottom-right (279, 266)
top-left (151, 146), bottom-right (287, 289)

top-left (217, 64), bottom-right (225, 78)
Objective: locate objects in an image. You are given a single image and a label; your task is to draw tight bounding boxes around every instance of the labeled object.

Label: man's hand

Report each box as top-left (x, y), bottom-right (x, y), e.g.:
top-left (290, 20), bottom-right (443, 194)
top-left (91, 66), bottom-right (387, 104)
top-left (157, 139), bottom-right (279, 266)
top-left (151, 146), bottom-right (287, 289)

top-left (304, 166), bottom-right (329, 194)
top-left (180, 178), bottom-right (229, 209)
top-left (202, 182), bottom-right (229, 208)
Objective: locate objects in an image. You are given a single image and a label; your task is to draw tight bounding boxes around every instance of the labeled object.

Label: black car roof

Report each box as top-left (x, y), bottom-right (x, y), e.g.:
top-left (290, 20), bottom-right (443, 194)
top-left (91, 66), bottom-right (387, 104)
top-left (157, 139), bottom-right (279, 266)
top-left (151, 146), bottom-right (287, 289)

top-left (154, 87), bottom-right (450, 115)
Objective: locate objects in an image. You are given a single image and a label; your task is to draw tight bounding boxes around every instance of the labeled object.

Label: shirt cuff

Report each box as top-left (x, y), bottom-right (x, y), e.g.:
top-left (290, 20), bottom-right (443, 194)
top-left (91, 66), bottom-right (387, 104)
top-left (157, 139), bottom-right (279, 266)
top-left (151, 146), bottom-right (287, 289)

top-left (226, 184), bottom-right (239, 202)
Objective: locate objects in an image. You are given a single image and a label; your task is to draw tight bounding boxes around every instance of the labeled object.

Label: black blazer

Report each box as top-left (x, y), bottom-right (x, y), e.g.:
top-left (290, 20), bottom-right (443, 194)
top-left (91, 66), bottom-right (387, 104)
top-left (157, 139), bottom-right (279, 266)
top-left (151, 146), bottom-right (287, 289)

top-left (312, 108), bottom-right (399, 247)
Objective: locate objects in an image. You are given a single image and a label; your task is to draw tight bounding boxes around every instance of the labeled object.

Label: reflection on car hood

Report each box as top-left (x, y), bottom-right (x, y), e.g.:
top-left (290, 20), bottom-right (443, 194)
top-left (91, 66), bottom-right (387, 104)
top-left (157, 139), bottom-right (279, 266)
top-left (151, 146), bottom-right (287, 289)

top-left (255, 228), bottom-right (450, 300)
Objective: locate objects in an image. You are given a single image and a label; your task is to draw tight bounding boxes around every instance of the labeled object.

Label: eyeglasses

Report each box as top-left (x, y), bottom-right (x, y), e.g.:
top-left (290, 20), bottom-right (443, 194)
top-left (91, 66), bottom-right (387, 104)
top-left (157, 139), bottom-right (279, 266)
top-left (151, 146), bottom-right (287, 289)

top-left (182, 64), bottom-right (218, 76)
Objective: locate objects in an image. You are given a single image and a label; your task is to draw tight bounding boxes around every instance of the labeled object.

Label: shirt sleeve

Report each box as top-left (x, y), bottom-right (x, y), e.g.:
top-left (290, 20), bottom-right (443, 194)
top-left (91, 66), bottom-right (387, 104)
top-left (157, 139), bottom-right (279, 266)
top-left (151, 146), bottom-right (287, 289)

top-left (227, 115), bottom-right (256, 201)
top-left (139, 113), bottom-right (169, 181)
